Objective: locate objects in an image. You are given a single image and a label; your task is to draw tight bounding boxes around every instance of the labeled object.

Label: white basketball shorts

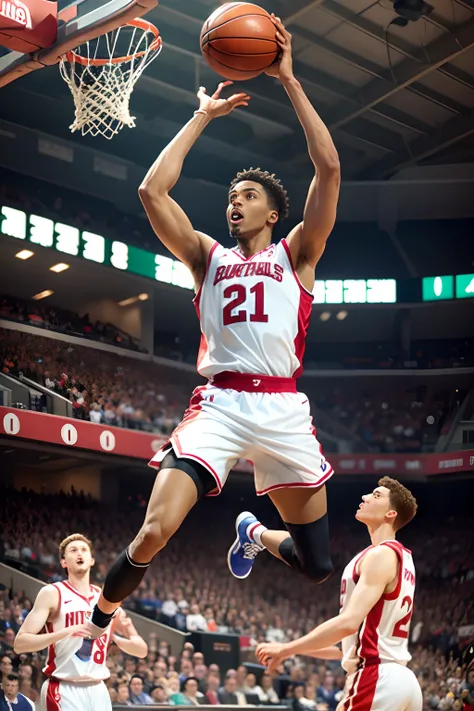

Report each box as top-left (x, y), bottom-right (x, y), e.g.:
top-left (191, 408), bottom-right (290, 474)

top-left (40, 679), bottom-right (111, 711)
top-left (337, 663), bottom-right (422, 711)
top-left (149, 373), bottom-right (333, 496)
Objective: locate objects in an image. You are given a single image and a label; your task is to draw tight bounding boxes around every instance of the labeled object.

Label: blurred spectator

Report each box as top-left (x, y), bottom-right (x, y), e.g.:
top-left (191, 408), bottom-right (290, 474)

top-left (0, 673), bottom-right (35, 710)
top-left (128, 675), bottom-right (153, 705)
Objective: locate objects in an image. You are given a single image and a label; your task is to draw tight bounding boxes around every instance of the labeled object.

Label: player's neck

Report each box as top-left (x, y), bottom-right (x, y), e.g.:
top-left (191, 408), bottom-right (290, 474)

top-left (235, 229), bottom-right (272, 258)
top-left (67, 572), bottom-right (91, 594)
top-left (368, 522), bottom-right (396, 546)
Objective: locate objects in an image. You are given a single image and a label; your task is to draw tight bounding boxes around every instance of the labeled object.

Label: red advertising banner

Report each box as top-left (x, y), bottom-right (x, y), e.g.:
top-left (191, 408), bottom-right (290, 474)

top-left (1, 407), bottom-right (473, 476)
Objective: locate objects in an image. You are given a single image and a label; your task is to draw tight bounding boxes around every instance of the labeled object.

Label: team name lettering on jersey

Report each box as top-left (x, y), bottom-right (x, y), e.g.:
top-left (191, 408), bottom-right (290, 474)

top-left (404, 568), bottom-right (416, 585)
top-left (213, 262), bottom-right (284, 285)
top-left (65, 610), bottom-right (87, 627)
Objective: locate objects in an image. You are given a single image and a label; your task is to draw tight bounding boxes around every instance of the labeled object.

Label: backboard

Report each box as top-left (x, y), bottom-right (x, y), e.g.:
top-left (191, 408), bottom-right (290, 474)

top-left (0, 0), bottom-right (158, 87)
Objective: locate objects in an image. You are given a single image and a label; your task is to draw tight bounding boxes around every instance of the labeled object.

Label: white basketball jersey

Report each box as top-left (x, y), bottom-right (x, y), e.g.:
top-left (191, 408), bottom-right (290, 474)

top-left (43, 581), bottom-right (113, 682)
top-left (339, 540), bottom-right (416, 674)
top-left (195, 239), bottom-right (314, 378)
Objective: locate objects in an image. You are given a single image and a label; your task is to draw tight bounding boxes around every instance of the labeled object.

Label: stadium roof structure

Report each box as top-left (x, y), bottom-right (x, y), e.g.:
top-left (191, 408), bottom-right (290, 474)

top-left (0, 0), bottom-right (473, 218)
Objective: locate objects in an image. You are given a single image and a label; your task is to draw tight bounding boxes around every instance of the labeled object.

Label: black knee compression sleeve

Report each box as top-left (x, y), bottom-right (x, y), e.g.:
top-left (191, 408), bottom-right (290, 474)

top-left (278, 513), bottom-right (334, 583)
top-left (100, 548), bottom-right (150, 607)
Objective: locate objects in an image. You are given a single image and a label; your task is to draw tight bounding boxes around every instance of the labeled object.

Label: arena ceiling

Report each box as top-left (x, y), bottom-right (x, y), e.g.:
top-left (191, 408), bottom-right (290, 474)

top-left (1, 0), bottom-right (474, 192)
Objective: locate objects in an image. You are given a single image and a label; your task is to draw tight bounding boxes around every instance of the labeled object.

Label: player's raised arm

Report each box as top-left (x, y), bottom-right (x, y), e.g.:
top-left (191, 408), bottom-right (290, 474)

top-left (110, 611), bottom-right (148, 658)
top-left (138, 82), bottom-right (250, 279)
top-left (256, 545), bottom-right (398, 671)
top-left (13, 585), bottom-right (89, 654)
top-left (266, 16), bottom-right (340, 273)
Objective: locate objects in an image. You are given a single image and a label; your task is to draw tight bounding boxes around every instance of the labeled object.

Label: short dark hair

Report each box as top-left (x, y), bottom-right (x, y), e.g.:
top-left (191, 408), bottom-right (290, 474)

top-left (229, 168), bottom-right (289, 221)
top-left (130, 675), bottom-right (144, 684)
top-left (378, 477), bottom-right (418, 531)
top-left (6, 673), bottom-right (19, 682)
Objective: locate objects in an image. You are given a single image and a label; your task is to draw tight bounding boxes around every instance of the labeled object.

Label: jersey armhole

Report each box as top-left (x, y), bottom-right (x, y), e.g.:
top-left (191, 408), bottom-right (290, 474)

top-left (193, 241), bottom-right (219, 313)
top-left (48, 583), bottom-right (62, 623)
top-left (380, 541), bottom-right (403, 600)
top-left (281, 238), bottom-right (314, 299)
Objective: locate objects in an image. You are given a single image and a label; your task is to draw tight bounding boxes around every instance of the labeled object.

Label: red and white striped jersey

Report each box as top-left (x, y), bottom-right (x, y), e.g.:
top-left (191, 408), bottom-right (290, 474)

top-left (43, 581), bottom-right (114, 682)
top-left (339, 540), bottom-right (416, 674)
top-left (194, 239), bottom-right (313, 379)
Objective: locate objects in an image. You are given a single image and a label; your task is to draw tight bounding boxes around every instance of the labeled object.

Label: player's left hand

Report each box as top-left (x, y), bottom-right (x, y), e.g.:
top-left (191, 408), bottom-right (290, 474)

top-left (256, 642), bottom-right (287, 671)
top-left (265, 15), bottom-right (294, 83)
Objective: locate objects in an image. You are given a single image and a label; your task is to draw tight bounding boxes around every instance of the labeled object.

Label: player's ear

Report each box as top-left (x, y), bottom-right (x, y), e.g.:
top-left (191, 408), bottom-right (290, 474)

top-left (90, 557), bottom-right (95, 568)
top-left (268, 211), bottom-right (278, 225)
top-left (386, 509), bottom-right (397, 525)
top-left (60, 558), bottom-right (67, 570)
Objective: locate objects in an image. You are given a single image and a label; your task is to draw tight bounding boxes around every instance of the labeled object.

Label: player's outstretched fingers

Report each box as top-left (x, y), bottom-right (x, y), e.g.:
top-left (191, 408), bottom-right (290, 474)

top-left (211, 80), bottom-right (233, 99)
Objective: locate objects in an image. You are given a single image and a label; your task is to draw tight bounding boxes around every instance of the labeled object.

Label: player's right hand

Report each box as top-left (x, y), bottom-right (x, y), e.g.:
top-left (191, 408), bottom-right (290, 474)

top-left (197, 82), bottom-right (250, 118)
top-left (66, 623), bottom-right (91, 639)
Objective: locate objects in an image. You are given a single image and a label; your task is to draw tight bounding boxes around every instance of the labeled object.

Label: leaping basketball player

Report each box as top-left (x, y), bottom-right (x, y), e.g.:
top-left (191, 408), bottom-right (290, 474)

top-left (87, 15), bottom-right (341, 634)
top-left (256, 477), bottom-right (422, 711)
top-left (13, 534), bottom-right (147, 711)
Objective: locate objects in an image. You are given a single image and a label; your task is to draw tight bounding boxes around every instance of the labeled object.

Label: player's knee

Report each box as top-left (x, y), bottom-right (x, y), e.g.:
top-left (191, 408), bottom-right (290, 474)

top-left (285, 513), bottom-right (334, 584)
top-left (134, 520), bottom-right (174, 558)
top-left (300, 556), bottom-right (334, 584)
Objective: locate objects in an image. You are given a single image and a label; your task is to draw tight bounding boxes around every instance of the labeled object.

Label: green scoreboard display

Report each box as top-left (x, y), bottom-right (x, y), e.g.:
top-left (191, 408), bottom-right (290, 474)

top-left (1, 205), bottom-right (473, 306)
top-left (422, 276), bottom-right (454, 301)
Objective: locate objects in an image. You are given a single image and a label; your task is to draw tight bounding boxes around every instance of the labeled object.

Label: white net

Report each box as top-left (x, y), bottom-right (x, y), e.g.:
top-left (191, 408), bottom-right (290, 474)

top-left (59, 20), bottom-right (162, 139)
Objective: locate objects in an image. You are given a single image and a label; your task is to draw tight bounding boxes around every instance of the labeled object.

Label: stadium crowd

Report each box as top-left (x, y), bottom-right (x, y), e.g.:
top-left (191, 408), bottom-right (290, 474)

top-left (0, 487), bottom-right (472, 709)
top-left (1, 326), bottom-right (465, 451)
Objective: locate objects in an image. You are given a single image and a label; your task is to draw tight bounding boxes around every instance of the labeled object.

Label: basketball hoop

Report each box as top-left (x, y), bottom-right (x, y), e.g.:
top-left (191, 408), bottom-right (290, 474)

top-left (59, 18), bottom-right (162, 139)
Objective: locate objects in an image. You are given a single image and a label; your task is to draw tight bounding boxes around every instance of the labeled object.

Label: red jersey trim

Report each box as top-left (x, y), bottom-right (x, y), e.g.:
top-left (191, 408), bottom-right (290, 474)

top-left (193, 241), bottom-right (219, 315)
top-left (352, 547), bottom-right (373, 584)
top-left (62, 581), bottom-right (94, 605)
top-left (281, 238), bottom-right (314, 298)
top-left (231, 244), bottom-right (274, 262)
top-left (46, 678), bottom-right (61, 710)
top-left (210, 371), bottom-right (297, 393)
top-left (380, 541), bottom-right (404, 601)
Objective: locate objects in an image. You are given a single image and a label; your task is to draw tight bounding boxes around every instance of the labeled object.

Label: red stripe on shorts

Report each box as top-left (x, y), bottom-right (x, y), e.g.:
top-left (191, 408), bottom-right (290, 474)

top-left (347, 664), bottom-right (379, 711)
top-left (46, 679), bottom-right (61, 711)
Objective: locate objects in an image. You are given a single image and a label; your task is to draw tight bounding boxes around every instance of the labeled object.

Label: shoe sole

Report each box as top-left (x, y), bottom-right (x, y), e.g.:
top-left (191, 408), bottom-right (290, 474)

top-left (227, 511), bottom-right (256, 580)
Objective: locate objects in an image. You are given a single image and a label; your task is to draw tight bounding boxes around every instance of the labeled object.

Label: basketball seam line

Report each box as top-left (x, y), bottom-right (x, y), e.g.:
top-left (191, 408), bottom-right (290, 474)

top-left (201, 51), bottom-right (273, 74)
top-left (200, 12), bottom-right (273, 43)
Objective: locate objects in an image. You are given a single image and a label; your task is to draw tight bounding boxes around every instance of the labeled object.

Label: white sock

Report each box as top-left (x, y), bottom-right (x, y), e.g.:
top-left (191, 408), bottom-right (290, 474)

top-left (246, 522), bottom-right (267, 548)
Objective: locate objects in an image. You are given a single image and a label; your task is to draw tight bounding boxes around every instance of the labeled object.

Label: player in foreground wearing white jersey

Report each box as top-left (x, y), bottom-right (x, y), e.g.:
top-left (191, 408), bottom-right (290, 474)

top-left (13, 534), bottom-right (147, 711)
top-left (256, 477), bottom-right (422, 711)
top-left (88, 16), bottom-right (341, 635)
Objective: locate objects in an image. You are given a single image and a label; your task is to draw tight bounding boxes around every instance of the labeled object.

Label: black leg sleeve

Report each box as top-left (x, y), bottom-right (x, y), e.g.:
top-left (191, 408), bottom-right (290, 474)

top-left (278, 513), bottom-right (334, 584)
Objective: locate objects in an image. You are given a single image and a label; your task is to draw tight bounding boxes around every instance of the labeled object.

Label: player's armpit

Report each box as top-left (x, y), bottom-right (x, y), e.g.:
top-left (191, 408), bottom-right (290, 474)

top-left (138, 189), bottom-right (215, 282)
top-left (339, 545), bottom-right (399, 632)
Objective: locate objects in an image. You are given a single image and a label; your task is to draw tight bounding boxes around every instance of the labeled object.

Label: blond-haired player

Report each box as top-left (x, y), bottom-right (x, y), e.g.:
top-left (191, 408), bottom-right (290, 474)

top-left (256, 477), bottom-right (422, 711)
top-left (14, 534), bottom-right (147, 711)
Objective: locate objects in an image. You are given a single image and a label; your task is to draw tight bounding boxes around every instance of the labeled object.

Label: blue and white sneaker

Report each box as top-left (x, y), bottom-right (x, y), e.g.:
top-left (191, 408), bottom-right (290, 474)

top-left (227, 511), bottom-right (264, 580)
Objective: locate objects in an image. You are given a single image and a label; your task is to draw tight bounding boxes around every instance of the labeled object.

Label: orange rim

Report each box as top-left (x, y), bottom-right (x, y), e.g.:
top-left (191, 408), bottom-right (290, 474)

top-left (65, 18), bottom-right (161, 66)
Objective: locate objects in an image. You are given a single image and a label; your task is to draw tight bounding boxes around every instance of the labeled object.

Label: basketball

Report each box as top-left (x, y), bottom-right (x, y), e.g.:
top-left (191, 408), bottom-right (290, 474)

top-left (200, 3), bottom-right (279, 81)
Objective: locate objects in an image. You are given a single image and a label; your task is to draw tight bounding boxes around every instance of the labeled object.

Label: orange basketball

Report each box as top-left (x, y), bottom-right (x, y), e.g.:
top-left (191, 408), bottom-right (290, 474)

top-left (200, 3), bottom-right (279, 81)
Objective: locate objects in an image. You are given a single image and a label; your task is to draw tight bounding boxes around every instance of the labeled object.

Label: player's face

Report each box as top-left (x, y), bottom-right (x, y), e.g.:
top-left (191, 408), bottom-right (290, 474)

top-left (61, 541), bottom-right (94, 574)
top-left (355, 486), bottom-right (397, 527)
top-left (227, 180), bottom-right (278, 238)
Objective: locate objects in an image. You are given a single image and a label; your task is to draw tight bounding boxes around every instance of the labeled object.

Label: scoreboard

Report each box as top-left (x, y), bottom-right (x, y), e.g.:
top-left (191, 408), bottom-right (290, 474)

top-left (2, 205), bottom-right (474, 305)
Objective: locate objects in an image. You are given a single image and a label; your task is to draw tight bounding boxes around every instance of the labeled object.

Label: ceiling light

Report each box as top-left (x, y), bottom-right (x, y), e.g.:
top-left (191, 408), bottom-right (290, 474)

top-left (118, 296), bottom-right (139, 307)
top-left (336, 310), bottom-right (348, 321)
top-left (320, 311), bottom-right (331, 322)
top-left (32, 290), bottom-right (54, 301)
top-left (138, 293), bottom-right (149, 301)
top-left (50, 263), bottom-right (70, 273)
top-left (15, 249), bottom-right (34, 260)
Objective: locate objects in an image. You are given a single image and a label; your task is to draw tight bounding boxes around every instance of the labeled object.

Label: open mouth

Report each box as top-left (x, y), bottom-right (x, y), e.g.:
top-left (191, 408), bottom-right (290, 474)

top-left (76, 558), bottom-right (84, 564)
top-left (229, 209), bottom-right (244, 224)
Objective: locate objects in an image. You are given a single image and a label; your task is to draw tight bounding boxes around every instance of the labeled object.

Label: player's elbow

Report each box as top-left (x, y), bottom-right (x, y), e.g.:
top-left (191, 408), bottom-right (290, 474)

top-left (339, 613), bottom-right (361, 637)
top-left (136, 640), bottom-right (148, 658)
top-left (319, 156), bottom-right (341, 181)
top-left (138, 183), bottom-right (167, 203)
top-left (13, 635), bottom-right (26, 654)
